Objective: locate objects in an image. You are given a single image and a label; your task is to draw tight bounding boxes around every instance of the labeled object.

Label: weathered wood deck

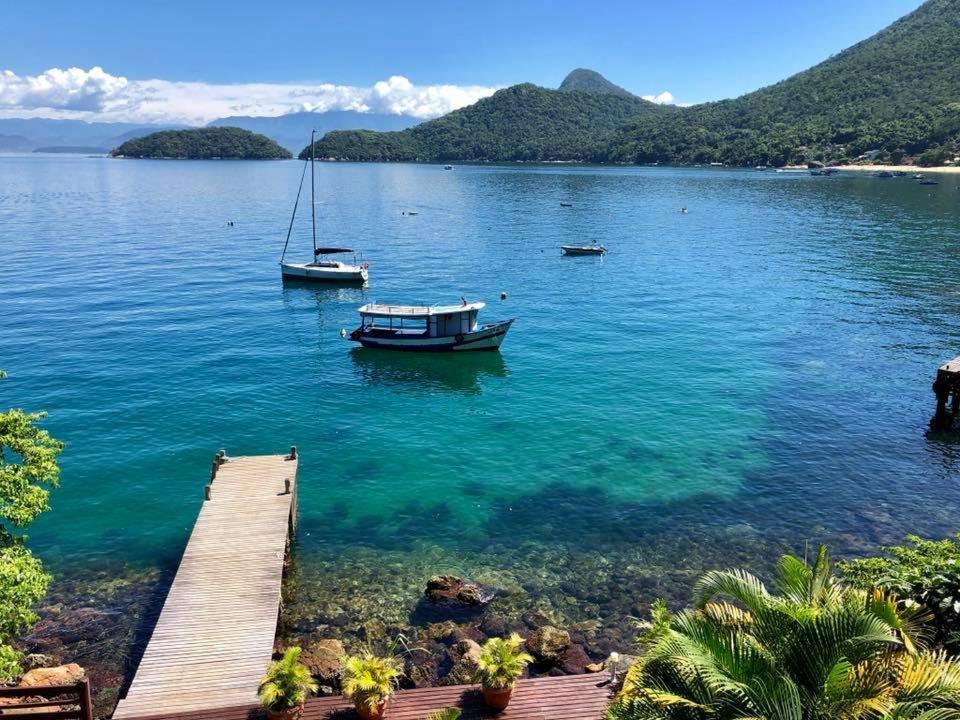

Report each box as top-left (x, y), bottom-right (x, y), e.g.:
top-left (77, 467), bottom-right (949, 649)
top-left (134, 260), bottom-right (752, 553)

top-left (117, 673), bottom-right (613, 720)
top-left (112, 451), bottom-right (299, 719)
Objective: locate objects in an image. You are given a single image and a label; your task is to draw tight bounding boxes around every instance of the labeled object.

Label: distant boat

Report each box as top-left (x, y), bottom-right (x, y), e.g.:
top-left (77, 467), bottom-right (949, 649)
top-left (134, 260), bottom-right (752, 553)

top-left (874, 170), bottom-right (893, 178)
top-left (349, 300), bottom-right (513, 352)
top-left (561, 244), bottom-right (606, 256)
top-left (893, 170), bottom-right (907, 177)
top-left (913, 173), bottom-right (925, 179)
top-left (919, 179), bottom-right (939, 185)
top-left (754, 166), bottom-right (767, 171)
top-left (444, 164), bottom-right (454, 170)
top-left (560, 202), bottom-right (573, 207)
top-left (775, 168), bottom-right (807, 174)
top-left (279, 130), bottom-right (368, 284)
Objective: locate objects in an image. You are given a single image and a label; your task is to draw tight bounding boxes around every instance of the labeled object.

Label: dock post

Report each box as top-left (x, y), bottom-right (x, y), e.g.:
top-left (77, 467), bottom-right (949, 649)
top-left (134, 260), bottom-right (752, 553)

top-left (204, 484), bottom-right (212, 501)
top-left (210, 460), bottom-right (219, 482)
top-left (931, 357), bottom-right (960, 431)
top-left (289, 445), bottom-right (298, 460)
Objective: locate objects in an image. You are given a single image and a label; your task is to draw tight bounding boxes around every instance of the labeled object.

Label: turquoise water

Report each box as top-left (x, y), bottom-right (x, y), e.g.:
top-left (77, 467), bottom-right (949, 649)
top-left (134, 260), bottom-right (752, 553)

top-left (3, 156), bottom-right (960, 663)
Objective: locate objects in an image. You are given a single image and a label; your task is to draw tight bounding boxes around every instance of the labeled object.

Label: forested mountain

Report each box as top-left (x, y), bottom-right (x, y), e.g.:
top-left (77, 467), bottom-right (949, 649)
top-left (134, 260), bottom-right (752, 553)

top-left (304, 0), bottom-right (960, 166)
top-left (559, 68), bottom-right (635, 98)
top-left (605, 0), bottom-right (960, 166)
top-left (304, 80), bottom-right (669, 162)
top-left (208, 110), bottom-right (419, 152)
top-left (110, 127), bottom-right (292, 159)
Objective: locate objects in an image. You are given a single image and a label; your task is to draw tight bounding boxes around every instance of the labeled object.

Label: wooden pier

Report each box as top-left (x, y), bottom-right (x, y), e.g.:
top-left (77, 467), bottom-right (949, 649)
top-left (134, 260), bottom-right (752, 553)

top-left (931, 357), bottom-right (960, 430)
top-left (112, 449), bottom-right (299, 719)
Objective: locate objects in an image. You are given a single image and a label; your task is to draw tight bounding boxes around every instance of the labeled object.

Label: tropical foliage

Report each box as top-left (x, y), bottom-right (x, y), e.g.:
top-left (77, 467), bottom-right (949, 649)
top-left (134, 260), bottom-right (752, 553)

top-left (841, 535), bottom-right (960, 653)
top-left (474, 634), bottom-right (534, 691)
top-left (258, 646), bottom-right (318, 711)
top-left (0, 371), bottom-right (62, 681)
top-left (426, 709), bottom-right (462, 720)
top-left (340, 651), bottom-right (403, 713)
top-left (304, 84), bottom-right (670, 162)
top-left (607, 546), bottom-right (960, 719)
top-left (111, 127), bottom-right (292, 160)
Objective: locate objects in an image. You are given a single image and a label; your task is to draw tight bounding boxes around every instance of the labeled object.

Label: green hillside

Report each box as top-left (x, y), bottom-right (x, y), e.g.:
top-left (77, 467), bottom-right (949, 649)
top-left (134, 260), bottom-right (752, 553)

top-left (305, 82), bottom-right (670, 162)
top-left (110, 127), bottom-right (292, 160)
top-left (559, 68), bottom-right (635, 98)
top-left (605, 0), bottom-right (960, 166)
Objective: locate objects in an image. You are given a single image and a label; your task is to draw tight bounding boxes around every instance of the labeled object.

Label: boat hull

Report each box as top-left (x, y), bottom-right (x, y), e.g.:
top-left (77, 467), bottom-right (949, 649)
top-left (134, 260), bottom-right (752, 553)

top-left (280, 261), bottom-right (368, 283)
top-left (352, 320), bottom-right (513, 352)
top-left (561, 246), bottom-right (606, 256)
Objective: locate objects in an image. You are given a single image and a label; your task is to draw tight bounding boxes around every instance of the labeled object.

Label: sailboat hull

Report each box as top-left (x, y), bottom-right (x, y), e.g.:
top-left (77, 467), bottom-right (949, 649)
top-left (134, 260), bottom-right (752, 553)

top-left (280, 261), bottom-right (368, 283)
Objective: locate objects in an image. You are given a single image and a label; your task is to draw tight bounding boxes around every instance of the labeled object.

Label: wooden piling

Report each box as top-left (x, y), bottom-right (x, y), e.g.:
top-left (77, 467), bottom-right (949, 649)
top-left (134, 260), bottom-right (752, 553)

top-left (931, 356), bottom-right (960, 431)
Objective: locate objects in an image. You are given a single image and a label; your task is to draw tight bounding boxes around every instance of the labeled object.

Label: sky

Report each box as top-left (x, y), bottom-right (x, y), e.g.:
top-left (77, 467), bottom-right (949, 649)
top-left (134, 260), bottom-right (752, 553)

top-left (0, 0), bottom-right (926, 125)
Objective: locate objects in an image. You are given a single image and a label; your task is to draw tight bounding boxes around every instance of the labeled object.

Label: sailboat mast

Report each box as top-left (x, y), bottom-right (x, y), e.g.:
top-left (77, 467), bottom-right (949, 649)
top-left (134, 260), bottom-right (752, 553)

top-left (310, 129), bottom-right (317, 259)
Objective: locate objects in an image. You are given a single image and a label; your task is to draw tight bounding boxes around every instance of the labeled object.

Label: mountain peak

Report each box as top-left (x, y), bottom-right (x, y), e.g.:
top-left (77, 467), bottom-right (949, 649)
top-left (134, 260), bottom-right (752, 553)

top-left (559, 69), bottom-right (635, 98)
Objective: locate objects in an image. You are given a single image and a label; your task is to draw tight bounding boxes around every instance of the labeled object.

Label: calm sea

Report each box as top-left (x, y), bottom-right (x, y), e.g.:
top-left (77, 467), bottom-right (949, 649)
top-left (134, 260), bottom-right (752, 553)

top-left (3, 155), bottom-right (960, 663)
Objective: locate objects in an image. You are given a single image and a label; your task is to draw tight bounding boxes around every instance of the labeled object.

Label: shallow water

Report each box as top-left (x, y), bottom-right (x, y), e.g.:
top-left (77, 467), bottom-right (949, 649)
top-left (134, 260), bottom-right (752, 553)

top-left (3, 157), bottom-right (960, 695)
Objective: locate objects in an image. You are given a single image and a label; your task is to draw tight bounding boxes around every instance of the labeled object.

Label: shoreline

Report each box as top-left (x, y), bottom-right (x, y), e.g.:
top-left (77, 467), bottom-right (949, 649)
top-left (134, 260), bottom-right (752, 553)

top-left (832, 164), bottom-right (960, 174)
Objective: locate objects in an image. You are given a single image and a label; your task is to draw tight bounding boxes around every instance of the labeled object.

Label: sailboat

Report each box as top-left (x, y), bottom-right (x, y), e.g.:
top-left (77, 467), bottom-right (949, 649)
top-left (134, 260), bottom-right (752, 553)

top-left (280, 130), bottom-right (369, 283)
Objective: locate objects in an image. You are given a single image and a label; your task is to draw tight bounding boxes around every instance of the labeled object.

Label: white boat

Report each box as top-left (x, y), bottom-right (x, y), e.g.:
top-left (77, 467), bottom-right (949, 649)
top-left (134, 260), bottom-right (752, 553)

top-left (281, 248), bottom-right (368, 282)
top-left (444, 164), bottom-right (454, 170)
top-left (561, 244), bottom-right (606, 256)
top-left (349, 300), bottom-right (513, 352)
top-left (279, 130), bottom-right (369, 283)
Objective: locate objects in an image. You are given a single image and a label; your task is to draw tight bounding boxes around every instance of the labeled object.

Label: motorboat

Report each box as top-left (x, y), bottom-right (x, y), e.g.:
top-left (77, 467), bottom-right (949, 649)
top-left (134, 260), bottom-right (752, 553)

top-left (349, 300), bottom-right (513, 352)
top-left (279, 130), bottom-right (369, 283)
top-left (561, 244), bottom-right (606, 256)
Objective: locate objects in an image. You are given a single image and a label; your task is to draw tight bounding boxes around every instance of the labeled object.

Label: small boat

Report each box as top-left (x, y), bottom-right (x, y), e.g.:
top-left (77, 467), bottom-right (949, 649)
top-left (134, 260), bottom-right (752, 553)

top-left (561, 244), bottom-right (607, 256)
top-left (919, 179), bottom-right (939, 185)
top-left (913, 173), bottom-right (925, 179)
top-left (280, 130), bottom-right (368, 283)
top-left (560, 202), bottom-right (573, 207)
top-left (349, 300), bottom-right (513, 352)
top-left (893, 170), bottom-right (907, 177)
top-left (874, 170), bottom-right (893, 178)
top-left (444, 164), bottom-right (454, 170)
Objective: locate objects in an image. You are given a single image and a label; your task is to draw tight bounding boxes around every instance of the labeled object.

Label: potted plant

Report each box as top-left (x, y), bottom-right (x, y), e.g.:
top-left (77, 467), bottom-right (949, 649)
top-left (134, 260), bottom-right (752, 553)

top-left (474, 634), bottom-right (533, 711)
top-left (258, 647), bottom-right (318, 720)
top-left (340, 651), bottom-right (402, 720)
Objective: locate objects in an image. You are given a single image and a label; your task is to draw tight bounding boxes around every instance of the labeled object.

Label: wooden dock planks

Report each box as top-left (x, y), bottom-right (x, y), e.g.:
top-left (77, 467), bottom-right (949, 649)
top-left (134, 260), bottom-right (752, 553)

top-left (112, 453), bottom-right (298, 719)
top-left (115, 673), bottom-right (613, 720)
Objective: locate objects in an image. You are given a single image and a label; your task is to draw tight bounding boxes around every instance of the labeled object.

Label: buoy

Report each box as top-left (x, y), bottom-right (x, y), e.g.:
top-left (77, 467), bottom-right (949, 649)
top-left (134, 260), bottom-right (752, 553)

top-left (340, 328), bottom-right (346, 338)
top-left (501, 291), bottom-right (507, 300)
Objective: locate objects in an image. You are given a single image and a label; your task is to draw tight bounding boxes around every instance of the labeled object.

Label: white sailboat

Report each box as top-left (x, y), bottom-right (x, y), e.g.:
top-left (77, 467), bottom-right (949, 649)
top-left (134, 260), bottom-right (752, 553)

top-left (280, 130), bottom-right (369, 283)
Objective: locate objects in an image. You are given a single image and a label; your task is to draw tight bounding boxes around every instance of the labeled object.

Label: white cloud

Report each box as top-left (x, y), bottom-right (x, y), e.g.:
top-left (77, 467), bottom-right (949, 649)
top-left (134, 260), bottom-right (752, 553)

top-left (641, 90), bottom-right (675, 105)
top-left (0, 66), bottom-right (129, 112)
top-left (0, 67), bottom-right (498, 124)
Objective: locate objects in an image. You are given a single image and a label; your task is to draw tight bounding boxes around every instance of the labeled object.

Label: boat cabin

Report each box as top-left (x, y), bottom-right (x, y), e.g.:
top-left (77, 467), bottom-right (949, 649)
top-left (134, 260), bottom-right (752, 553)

top-left (357, 301), bottom-right (484, 339)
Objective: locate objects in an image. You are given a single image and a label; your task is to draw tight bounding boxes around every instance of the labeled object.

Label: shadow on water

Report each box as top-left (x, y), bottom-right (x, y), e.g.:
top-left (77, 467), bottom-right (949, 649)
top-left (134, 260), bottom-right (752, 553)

top-left (348, 347), bottom-right (508, 395)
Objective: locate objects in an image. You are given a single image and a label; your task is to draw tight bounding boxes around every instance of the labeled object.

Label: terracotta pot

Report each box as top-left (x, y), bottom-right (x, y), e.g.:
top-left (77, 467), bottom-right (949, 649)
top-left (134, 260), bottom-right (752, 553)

top-left (355, 699), bottom-right (387, 720)
top-left (482, 685), bottom-right (514, 711)
top-left (265, 704), bottom-right (304, 720)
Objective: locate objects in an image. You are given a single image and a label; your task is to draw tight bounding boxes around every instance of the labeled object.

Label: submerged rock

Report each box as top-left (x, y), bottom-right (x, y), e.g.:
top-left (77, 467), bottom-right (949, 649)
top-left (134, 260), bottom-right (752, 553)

top-left (526, 626), bottom-right (570, 665)
top-left (425, 575), bottom-right (492, 607)
top-left (444, 639), bottom-right (482, 684)
top-left (301, 639), bottom-right (344, 687)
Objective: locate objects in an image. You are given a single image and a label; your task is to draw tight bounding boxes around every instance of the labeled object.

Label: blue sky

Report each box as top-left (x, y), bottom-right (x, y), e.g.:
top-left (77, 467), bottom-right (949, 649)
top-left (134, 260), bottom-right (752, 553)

top-left (0, 0), bottom-right (926, 124)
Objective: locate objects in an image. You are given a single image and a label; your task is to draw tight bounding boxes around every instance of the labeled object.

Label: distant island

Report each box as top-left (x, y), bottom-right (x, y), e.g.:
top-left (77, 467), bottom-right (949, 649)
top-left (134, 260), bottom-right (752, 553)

top-left (306, 0), bottom-right (960, 167)
top-left (110, 127), bottom-right (292, 160)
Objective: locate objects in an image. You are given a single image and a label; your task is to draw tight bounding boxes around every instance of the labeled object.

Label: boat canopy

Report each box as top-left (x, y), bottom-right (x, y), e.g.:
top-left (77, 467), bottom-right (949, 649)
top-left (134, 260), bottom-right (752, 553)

top-left (358, 301), bottom-right (485, 319)
top-left (314, 247), bottom-right (354, 255)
